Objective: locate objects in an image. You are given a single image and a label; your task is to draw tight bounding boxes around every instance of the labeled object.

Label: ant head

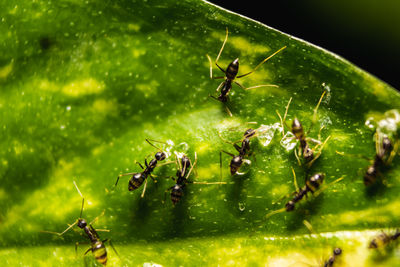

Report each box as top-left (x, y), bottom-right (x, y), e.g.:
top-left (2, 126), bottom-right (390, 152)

top-left (333, 248), bottom-right (342, 256)
top-left (77, 218), bottom-right (87, 228)
top-left (181, 156), bottom-right (191, 170)
top-left (155, 151), bottom-right (166, 161)
top-left (382, 136), bottom-right (392, 152)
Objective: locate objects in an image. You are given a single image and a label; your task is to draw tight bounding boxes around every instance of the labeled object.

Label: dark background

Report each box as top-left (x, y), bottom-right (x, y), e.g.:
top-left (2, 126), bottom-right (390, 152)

top-left (207, 1), bottom-right (400, 90)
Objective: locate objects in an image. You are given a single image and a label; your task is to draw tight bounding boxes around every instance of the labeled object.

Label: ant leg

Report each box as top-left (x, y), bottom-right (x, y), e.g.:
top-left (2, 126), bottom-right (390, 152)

top-left (265, 207), bottom-right (287, 219)
top-left (306, 135), bottom-right (331, 168)
top-left (276, 97), bottom-right (293, 136)
top-left (224, 104), bottom-right (233, 117)
top-left (104, 239), bottom-right (120, 258)
top-left (185, 152), bottom-right (198, 179)
top-left (313, 176), bottom-right (344, 197)
top-left (234, 81), bottom-right (279, 91)
top-left (156, 160), bottom-right (175, 167)
top-left (192, 181), bottom-right (227, 185)
top-left (140, 179), bottom-right (148, 198)
top-left (82, 244), bottom-right (92, 255)
top-left (41, 221), bottom-right (78, 236)
top-left (135, 161), bottom-right (145, 169)
top-left (236, 46), bottom-right (287, 78)
top-left (115, 172), bottom-right (136, 187)
top-left (335, 151), bottom-right (371, 162)
top-left (386, 139), bottom-right (399, 165)
top-left (291, 167), bottom-right (300, 193)
top-left (221, 150), bottom-right (235, 158)
top-left (294, 148), bottom-right (301, 166)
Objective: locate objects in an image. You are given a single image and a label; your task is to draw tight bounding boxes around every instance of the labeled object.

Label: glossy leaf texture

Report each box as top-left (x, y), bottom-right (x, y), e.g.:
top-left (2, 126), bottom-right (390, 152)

top-left (0, 0), bottom-right (399, 266)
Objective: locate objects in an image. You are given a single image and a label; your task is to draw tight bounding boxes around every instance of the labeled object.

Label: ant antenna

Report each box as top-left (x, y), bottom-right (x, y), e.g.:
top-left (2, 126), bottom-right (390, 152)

top-left (265, 207), bottom-right (286, 219)
top-left (236, 46), bottom-right (287, 78)
top-left (216, 27), bottom-right (229, 64)
top-left (145, 138), bottom-right (165, 151)
top-left (73, 181), bottom-right (84, 218)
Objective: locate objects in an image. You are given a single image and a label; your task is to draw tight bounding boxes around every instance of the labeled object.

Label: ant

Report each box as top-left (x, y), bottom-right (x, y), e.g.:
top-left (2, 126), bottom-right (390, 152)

top-left (207, 27), bottom-right (286, 116)
top-left (336, 131), bottom-right (398, 186)
top-left (115, 139), bottom-right (172, 197)
top-left (265, 168), bottom-right (343, 218)
top-left (165, 152), bottom-right (226, 205)
top-left (302, 220), bottom-right (343, 267)
top-left (42, 181), bottom-right (117, 265)
top-left (276, 91), bottom-right (331, 167)
top-left (364, 133), bottom-right (397, 186)
top-left (323, 247), bottom-right (342, 267)
top-left (369, 229), bottom-right (400, 249)
top-left (219, 127), bottom-right (260, 176)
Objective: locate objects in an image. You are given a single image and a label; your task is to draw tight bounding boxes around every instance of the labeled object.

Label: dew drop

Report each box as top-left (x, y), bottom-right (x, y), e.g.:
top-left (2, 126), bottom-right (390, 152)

top-left (257, 122), bottom-right (282, 147)
top-left (238, 202), bottom-right (246, 211)
top-left (280, 131), bottom-right (297, 151)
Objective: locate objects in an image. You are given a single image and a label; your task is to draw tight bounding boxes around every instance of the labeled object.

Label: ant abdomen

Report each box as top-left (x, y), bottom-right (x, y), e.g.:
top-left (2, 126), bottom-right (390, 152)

top-left (226, 58), bottom-right (239, 80)
top-left (171, 185), bottom-right (184, 205)
top-left (230, 156), bottom-right (243, 175)
top-left (128, 173), bottom-right (146, 191)
top-left (306, 173), bottom-right (324, 192)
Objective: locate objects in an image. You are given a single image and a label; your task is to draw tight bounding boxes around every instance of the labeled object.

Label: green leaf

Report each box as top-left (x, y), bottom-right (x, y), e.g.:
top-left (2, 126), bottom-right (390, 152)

top-left (0, 0), bottom-right (399, 266)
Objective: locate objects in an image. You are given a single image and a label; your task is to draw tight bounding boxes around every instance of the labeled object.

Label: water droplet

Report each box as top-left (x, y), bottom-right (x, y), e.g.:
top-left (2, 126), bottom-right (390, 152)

top-left (280, 131), bottom-right (297, 151)
top-left (365, 117), bottom-right (376, 129)
top-left (257, 122), bottom-right (282, 147)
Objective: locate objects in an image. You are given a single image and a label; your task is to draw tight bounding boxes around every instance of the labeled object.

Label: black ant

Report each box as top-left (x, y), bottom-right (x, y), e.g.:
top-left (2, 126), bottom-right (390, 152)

top-left (42, 181), bottom-right (117, 265)
top-left (323, 247), bottom-right (342, 267)
top-left (276, 92), bottom-right (330, 167)
top-left (302, 220), bottom-right (343, 267)
top-left (115, 139), bottom-right (172, 197)
top-left (207, 28), bottom-right (286, 116)
top-left (369, 229), bottom-right (400, 249)
top-left (364, 133), bottom-right (397, 186)
top-left (165, 152), bottom-right (226, 205)
top-left (303, 220), bottom-right (343, 267)
top-left (265, 168), bottom-right (343, 218)
top-left (337, 132), bottom-right (398, 186)
top-left (219, 127), bottom-right (260, 176)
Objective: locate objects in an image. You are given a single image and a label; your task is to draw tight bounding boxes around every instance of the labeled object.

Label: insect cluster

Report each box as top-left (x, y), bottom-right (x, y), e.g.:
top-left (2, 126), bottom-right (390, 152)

top-left (41, 28), bottom-right (400, 266)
